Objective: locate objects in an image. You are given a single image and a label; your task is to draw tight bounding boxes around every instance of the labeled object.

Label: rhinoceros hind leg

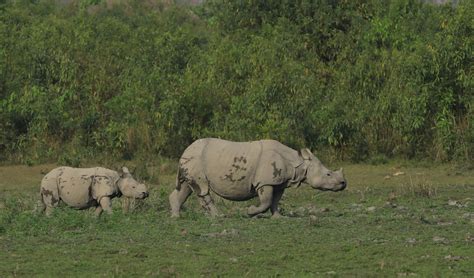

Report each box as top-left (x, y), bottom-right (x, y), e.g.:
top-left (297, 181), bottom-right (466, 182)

top-left (247, 186), bottom-right (273, 217)
top-left (36, 199), bottom-right (46, 214)
top-left (41, 187), bottom-right (60, 217)
top-left (169, 184), bottom-right (192, 218)
top-left (198, 194), bottom-right (220, 217)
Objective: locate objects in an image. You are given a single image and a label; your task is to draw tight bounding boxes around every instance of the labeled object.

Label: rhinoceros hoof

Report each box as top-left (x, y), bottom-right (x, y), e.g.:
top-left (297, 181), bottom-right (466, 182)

top-left (271, 213), bottom-right (286, 219)
top-left (247, 205), bottom-right (261, 216)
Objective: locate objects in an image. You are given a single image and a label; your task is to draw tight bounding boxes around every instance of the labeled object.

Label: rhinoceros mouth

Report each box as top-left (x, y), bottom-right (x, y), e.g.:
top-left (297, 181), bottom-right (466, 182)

top-left (315, 183), bottom-right (346, 192)
top-left (139, 192), bottom-right (149, 199)
top-left (339, 181), bottom-right (347, 190)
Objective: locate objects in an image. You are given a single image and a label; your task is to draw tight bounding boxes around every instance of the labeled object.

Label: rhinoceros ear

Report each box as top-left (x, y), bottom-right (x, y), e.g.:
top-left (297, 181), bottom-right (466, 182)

top-left (120, 167), bottom-right (131, 178)
top-left (299, 148), bottom-right (313, 160)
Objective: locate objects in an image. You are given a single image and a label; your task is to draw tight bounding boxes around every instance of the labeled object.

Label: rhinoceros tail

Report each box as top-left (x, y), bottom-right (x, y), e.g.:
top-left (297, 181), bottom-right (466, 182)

top-left (175, 166), bottom-right (182, 191)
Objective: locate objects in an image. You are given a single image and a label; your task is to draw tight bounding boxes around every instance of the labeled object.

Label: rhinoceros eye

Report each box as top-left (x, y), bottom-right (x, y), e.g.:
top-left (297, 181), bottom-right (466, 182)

top-left (326, 173), bottom-right (331, 176)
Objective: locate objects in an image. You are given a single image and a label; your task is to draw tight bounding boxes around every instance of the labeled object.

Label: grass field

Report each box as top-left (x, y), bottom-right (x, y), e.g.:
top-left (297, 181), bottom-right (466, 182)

top-left (0, 161), bottom-right (473, 277)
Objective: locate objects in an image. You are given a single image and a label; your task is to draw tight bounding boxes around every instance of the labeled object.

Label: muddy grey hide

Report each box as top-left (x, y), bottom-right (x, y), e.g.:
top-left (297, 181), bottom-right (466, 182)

top-left (40, 166), bottom-right (148, 216)
top-left (169, 138), bottom-right (347, 218)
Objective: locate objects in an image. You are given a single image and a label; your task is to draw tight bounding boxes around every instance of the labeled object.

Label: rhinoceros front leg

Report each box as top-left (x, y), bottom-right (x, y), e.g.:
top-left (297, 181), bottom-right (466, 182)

top-left (99, 197), bottom-right (113, 215)
top-left (248, 186), bottom-right (273, 217)
top-left (94, 206), bottom-right (103, 217)
top-left (270, 185), bottom-right (285, 218)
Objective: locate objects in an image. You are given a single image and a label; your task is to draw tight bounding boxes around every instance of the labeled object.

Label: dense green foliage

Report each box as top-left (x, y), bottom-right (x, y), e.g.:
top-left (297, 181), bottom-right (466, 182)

top-left (0, 0), bottom-right (472, 163)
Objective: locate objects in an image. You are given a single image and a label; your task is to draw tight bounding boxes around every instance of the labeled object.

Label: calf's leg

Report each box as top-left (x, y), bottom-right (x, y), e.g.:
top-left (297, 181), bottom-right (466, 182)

top-left (99, 197), bottom-right (112, 215)
top-left (40, 183), bottom-right (60, 217)
top-left (94, 206), bottom-right (103, 217)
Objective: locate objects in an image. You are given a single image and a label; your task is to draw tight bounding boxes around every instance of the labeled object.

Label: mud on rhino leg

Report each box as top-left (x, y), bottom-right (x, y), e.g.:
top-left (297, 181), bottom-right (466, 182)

top-left (198, 194), bottom-right (220, 217)
top-left (270, 185), bottom-right (285, 218)
top-left (169, 183), bottom-right (192, 218)
top-left (248, 186), bottom-right (273, 217)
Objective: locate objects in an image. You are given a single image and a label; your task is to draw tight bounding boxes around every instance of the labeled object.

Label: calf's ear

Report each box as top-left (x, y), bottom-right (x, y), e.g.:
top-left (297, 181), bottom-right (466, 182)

top-left (299, 148), bottom-right (313, 160)
top-left (122, 167), bottom-right (130, 174)
top-left (119, 167), bottom-right (131, 178)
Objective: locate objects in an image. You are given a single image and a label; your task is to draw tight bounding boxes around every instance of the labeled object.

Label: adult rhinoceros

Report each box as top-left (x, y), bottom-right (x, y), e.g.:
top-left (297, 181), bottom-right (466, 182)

top-left (40, 166), bottom-right (148, 216)
top-left (169, 138), bottom-right (346, 218)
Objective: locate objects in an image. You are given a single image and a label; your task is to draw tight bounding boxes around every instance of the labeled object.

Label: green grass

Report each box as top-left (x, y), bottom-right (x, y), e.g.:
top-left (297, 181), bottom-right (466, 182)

top-left (0, 162), bottom-right (473, 276)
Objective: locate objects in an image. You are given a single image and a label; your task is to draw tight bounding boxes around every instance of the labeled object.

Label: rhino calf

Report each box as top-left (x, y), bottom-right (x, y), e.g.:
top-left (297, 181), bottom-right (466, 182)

top-left (169, 138), bottom-right (347, 218)
top-left (40, 166), bottom-right (148, 216)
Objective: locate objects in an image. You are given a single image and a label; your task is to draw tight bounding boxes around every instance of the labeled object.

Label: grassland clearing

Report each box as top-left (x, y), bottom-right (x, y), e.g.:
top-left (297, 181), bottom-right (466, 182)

top-left (0, 162), bottom-right (473, 276)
